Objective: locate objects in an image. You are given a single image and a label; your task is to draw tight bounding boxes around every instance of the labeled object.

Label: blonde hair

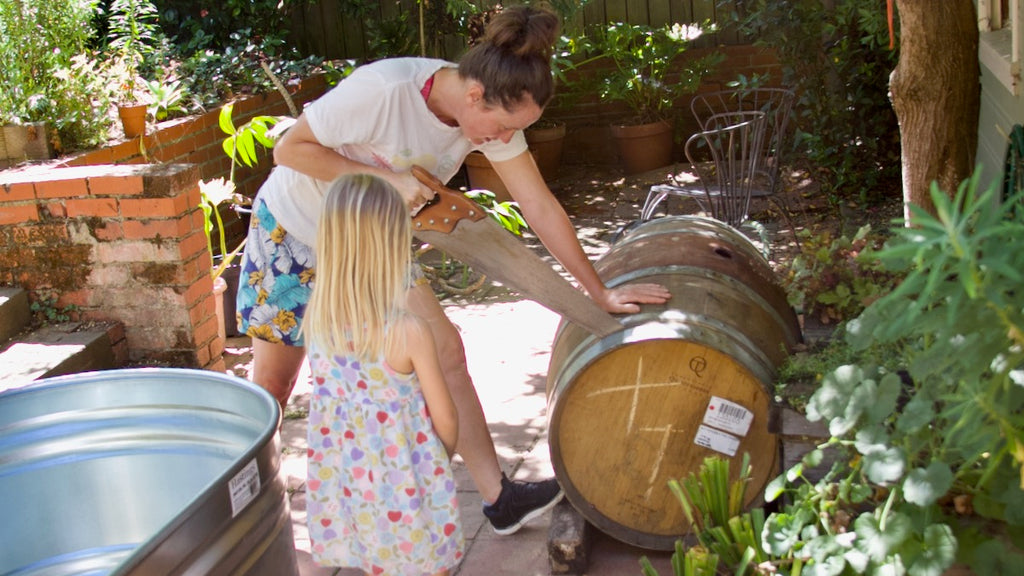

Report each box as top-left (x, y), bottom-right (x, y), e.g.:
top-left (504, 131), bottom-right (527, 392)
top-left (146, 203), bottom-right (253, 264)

top-left (304, 175), bottom-right (412, 360)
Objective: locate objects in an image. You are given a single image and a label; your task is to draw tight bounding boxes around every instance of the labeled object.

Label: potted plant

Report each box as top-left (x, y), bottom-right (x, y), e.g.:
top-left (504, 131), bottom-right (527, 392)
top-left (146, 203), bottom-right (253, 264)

top-left (106, 0), bottom-right (161, 138)
top-left (565, 22), bottom-right (723, 174)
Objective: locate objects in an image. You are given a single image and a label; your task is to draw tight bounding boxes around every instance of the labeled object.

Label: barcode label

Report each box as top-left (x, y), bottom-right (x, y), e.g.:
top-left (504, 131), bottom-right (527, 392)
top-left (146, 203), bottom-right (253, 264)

top-left (702, 396), bottom-right (753, 436)
top-left (229, 459), bottom-right (261, 517)
top-left (694, 425), bottom-right (741, 457)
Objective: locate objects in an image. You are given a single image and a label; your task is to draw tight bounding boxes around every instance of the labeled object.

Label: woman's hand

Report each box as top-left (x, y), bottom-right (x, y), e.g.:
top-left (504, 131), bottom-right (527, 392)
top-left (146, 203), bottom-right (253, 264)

top-left (387, 170), bottom-right (436, 214)
top-left (591, 282), bottom-right (672, 314)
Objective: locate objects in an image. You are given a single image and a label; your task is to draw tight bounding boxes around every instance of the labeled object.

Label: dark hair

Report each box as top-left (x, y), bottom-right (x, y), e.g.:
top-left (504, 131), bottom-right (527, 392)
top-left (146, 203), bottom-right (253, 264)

top-left (458, 5), bottom-right (560, 111)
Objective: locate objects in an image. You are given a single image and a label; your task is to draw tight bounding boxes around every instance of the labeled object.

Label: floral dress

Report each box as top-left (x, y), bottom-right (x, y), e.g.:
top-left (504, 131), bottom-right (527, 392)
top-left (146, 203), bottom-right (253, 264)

top-left (306, 343), bottom-right (463, 575)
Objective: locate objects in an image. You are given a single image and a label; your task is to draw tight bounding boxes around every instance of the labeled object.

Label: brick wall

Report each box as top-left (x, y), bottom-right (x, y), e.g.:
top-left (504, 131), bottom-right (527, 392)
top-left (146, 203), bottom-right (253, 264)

top-left (0, 74), bottom-right (330, 370)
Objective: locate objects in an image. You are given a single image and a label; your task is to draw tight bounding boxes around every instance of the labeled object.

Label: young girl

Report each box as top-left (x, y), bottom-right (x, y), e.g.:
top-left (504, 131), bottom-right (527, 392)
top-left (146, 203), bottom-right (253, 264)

top-left (303, 174), bottom-right (462, 576)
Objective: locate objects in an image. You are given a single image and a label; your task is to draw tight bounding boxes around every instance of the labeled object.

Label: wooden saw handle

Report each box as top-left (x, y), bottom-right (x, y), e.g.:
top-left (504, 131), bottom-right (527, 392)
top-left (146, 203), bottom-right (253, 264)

top-left (411, 165), bottom-right (486, 234)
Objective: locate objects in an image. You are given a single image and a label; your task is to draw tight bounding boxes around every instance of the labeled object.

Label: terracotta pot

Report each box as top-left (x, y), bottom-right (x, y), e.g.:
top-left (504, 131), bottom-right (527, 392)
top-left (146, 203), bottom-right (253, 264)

top-left (463, 151), bottom-right (512, 202)
top-left (610, 120), bottom-right (674, 175)
top-left (117, 103), bottom-right (148, 139)
top-left (525, 122), bottom-right (567, 181)
top-left (213, 275), bottom-right (228, 344)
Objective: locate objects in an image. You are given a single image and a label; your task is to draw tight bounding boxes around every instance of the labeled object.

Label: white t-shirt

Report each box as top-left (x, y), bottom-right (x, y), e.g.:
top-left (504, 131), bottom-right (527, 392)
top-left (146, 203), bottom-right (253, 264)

top-left (260, 57), bottom-right (528, 246)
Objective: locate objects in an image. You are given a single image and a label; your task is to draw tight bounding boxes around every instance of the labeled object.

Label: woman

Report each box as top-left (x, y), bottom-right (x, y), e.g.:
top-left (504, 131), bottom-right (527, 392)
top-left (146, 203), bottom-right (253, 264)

top-left (236, 4), bottom-right (670, 535)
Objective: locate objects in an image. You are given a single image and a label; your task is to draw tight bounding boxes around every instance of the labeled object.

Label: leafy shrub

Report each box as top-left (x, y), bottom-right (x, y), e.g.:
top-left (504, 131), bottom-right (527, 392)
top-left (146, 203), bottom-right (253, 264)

top-left (645, 173), bottom-right (1024, 575)
top-left (783, 224), bottom-right (904, 325)
top-left (0, 1), bottom-right (112, 150)
top-left (730, 0), bottom-right (902, 205)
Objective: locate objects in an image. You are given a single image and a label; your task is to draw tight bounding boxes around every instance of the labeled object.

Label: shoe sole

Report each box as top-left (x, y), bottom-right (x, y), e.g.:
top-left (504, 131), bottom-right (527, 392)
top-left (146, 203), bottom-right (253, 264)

top-left (491, 488), bottom-right (565, 536)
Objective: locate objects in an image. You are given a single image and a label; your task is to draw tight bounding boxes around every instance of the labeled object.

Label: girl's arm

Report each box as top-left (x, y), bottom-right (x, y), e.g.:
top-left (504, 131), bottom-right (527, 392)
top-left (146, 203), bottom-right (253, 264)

top-left (492, 151), bottom-right (672, 313)
top-left (272, 114), bottom-right (433, 209)
top-left (403, 315), bottom-right (459, 455)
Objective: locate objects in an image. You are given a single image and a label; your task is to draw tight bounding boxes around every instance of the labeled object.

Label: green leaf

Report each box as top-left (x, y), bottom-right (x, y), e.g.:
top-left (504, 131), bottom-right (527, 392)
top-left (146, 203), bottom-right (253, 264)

top-left (862, 447), bottom-right (905, 484)
top-left (902, 462), bottom-right (953, 507)
top-left (866, 372), bottom-right (902, 423)
top-left (906, 524), bottom-right (956, 576)
top-left (853, 511), bottom-right (911, 563)
top-left (218, 103), bottom-right (236, 136)
top-left (762, 508), bottom-right (814, 556)
top-left (895, 394), bottom-right (934, 434)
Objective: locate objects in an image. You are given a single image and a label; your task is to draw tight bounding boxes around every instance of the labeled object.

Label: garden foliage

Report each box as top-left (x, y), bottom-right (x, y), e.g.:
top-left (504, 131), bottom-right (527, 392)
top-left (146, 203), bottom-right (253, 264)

top-left (729, 0), bottom-right (902, 205)
top-left (646, 174), bottom-right (1024, 575)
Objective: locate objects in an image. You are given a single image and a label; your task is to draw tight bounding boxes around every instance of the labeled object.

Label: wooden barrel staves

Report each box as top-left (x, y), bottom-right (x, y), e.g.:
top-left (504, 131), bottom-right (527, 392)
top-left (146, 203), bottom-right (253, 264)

top-left (546, 215), bottom-right (802, 551)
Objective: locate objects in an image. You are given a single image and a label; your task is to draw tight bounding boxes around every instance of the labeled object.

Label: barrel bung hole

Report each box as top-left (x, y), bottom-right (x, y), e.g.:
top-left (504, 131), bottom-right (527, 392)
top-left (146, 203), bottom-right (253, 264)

top-left (711, 243), bottom-right (734, 259)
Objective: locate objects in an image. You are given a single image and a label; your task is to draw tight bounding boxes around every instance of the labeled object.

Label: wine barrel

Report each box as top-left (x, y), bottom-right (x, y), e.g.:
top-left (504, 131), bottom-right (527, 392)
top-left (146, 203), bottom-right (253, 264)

top-left (546, 215), bottom-right (802, 551)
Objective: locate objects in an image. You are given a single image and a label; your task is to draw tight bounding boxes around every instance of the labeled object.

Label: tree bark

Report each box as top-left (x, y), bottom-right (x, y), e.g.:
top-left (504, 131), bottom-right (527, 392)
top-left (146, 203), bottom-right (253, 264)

top-left (889, 0), bottom-right (980, 224)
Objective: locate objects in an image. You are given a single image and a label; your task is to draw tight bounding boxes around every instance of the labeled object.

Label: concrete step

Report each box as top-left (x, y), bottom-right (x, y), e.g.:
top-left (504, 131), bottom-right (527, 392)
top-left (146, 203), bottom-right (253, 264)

top-left (0, 287), bottom-right (125, 393)
top-left (0, 287), bottom-right (30, 344)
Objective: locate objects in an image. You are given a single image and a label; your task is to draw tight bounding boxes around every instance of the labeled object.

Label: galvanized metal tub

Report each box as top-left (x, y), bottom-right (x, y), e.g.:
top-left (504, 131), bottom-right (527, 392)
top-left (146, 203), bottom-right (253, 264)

top-left (0, 368), bottom-right (298, 576)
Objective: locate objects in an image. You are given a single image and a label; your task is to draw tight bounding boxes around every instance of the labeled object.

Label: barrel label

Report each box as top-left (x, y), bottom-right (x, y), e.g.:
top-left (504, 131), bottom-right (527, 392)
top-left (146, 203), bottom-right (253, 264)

top-left (702, 396), bottom-right (754, 436)
top-left (229, 459), bottom-right (261, 517)
top-left (694, 425), bottom-right (741, 457)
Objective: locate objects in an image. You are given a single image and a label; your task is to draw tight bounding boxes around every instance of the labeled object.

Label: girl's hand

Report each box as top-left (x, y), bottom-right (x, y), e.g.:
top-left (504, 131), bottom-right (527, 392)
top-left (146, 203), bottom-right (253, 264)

top-left (592, 283), bottom-right (671, 314)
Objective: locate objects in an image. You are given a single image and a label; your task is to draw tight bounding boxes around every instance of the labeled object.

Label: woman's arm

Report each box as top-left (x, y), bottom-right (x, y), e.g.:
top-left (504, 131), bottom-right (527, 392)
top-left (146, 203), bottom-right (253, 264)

top-left (403, 315), bottom-right (459, 456)
top-left (493, 151), bottom-right (671, 313)
top-left (273, 114), bottom-right (434, 209)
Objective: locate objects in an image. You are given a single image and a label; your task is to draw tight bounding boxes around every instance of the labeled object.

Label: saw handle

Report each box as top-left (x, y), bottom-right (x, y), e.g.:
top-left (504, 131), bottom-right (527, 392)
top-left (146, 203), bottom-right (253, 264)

top-left (411, 165), bottom-right (486, 234)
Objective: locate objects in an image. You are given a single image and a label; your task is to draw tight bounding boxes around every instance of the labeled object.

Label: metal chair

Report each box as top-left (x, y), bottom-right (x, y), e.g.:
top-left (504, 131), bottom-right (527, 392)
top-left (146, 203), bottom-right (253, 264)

top-left (641, 111), bottom-right (768, 227)
top-left (690, 88), bottom-right (796, 198)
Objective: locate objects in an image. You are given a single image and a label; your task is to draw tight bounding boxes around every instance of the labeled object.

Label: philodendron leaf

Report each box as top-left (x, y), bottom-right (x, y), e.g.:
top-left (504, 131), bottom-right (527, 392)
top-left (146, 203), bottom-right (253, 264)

top-left (903, 462), bottom-right (954, 506)
top-left (853, 511), bottom-right (912, 563)
top-left (863, 446), bottom-right (905, 484)
top-left (906, 524), bottom-right (956, 576)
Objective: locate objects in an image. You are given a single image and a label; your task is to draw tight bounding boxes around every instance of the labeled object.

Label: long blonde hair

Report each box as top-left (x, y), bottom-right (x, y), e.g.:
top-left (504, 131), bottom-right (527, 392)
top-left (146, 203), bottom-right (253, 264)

top-left (304, 174), bottom-right (412, 360)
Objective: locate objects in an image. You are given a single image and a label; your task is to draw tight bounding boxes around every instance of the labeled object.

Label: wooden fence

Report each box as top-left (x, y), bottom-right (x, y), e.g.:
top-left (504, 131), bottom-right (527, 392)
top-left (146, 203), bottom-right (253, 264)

top-left (288, 0), bottom-right (748, 61)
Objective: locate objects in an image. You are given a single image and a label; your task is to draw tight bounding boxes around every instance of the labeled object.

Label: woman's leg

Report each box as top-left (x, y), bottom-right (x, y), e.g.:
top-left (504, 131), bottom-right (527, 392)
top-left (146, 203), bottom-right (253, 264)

top-left (251, 339), bottom-right (307, 409)
top-left (406, 283), bottom-right (505, 504)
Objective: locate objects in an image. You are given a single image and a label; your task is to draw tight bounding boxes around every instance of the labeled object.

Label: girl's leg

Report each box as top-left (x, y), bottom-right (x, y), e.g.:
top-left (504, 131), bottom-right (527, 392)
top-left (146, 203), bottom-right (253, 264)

top-left (429, 569), bottom-right (450, 576)
top-left (406, 283), bottom-right (505, 504)
top-left (251, 338), bottom-right (307, 408)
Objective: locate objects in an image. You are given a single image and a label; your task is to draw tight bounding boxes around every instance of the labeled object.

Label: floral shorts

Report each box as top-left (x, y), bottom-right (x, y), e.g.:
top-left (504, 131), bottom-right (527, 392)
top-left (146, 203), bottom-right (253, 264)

top-left (236, 196), bottom-right (425, 347)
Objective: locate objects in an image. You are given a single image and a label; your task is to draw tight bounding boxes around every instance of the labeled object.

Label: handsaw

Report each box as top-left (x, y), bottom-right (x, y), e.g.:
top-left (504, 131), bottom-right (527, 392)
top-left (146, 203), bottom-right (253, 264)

top-left (410, 165), bottom-right (623, 338)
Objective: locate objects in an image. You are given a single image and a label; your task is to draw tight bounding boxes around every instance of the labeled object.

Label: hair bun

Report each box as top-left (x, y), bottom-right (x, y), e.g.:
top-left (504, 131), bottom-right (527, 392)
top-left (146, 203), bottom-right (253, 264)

top-left (484, 5), bottom-right (559, 60)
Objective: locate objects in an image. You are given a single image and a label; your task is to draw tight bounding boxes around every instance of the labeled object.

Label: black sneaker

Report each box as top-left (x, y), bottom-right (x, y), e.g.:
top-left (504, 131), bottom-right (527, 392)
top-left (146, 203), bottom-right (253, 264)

top-left (482, 474), bottom-right (564, 535)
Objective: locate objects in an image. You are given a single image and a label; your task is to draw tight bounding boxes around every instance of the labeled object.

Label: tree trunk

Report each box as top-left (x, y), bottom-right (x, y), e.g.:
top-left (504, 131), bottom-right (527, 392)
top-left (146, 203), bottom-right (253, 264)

top-left (889, 0), bottom-right (979, 224)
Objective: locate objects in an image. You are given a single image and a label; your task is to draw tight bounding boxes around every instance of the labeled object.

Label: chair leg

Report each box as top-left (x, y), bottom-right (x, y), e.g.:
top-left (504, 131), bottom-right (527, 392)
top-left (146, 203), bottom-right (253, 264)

top-left (641, 189), bottom-right (669, 221)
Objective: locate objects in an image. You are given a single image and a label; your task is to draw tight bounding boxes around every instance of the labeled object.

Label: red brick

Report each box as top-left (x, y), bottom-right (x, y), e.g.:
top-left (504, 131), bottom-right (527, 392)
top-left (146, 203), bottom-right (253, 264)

top-left (181, 229), bottom-right (213, 264)
top-left (1, 182), bottom-right (36, 202)
top-left (93, 221), bottom-right (124, 242)
top-left (42, 201), bottom-right (67, 218)
top-left (35, 177), bottom-right (88, 199)
top-left (120, 196), bottom-right (183, 218)
top-left (88, 174), bottom-right (145, 197)
top-left (122, 216), bottom-right (190, 240)
top-left (12, 222), bottom-right (68, 245)
top-left (66, 197), bottom-right (119, 218)
top-left (0, 203), bottom-right (40, 225)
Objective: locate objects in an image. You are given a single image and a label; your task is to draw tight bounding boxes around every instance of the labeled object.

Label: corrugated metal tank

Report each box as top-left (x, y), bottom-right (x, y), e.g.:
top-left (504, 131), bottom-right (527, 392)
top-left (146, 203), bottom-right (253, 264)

top-left (0, 368), bottom-right (298, 575)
